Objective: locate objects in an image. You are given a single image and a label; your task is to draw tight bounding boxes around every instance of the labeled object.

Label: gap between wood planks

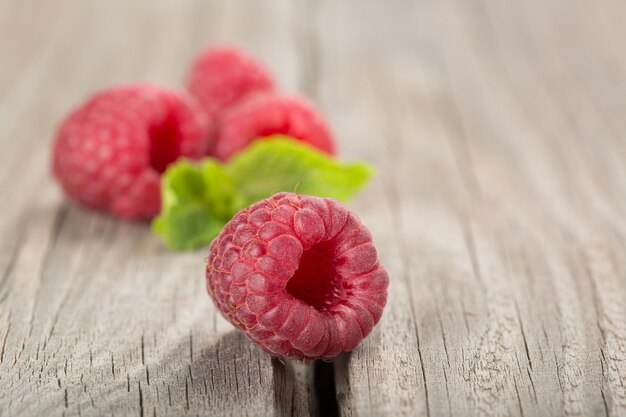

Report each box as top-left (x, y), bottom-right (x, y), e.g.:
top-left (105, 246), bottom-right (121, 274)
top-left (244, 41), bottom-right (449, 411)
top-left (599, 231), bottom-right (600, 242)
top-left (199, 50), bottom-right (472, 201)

top-left (292, 2), bottom-right (340, 415)
top-left (313, 360), bottom-right (340, 417)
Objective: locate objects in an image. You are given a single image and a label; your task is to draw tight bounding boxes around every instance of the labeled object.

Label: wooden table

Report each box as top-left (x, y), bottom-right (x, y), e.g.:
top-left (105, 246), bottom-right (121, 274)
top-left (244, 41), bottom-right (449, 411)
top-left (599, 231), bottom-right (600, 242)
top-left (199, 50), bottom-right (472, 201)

top-left (2, 0), bottom-right (626, 416)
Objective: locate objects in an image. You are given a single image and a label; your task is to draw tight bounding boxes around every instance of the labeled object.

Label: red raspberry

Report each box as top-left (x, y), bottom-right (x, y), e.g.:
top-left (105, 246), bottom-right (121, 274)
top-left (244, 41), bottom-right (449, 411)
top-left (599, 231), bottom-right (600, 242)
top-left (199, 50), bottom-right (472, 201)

top-left (186, 46), bottom-right (275, 121)
top-left (52, 84), bottom-right (211, 220)
top-left (213, 94), bottom-right (337, 161)
top-left (205, 193), bottom-right (388, 360)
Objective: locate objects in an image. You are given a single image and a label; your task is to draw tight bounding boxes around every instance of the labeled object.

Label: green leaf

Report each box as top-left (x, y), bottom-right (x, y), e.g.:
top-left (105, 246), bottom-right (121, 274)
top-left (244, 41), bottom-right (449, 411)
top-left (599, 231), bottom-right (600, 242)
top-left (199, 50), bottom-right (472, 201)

top-left (226, 136), bottom-right (374, 205)
top-left (151, 159), bottom-right (242, 250)
top-left (152, 136), bottom-right (375, 250)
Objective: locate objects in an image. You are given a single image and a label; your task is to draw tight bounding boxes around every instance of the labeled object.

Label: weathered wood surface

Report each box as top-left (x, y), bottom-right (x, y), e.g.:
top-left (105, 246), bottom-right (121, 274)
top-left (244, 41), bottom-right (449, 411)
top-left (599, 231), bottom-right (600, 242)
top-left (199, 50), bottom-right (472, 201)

top-left (2, 0), bottom-right (626, 416)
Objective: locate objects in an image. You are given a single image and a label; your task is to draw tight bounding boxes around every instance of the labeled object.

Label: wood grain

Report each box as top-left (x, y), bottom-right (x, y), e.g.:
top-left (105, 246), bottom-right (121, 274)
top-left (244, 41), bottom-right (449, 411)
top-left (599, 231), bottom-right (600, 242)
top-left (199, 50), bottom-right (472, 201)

top-left (0, 1), bottom-right (311, 416)
top-left (314, 0), bottom-right (626, 416)
top-left (2, 0), bottom-right (626, 416)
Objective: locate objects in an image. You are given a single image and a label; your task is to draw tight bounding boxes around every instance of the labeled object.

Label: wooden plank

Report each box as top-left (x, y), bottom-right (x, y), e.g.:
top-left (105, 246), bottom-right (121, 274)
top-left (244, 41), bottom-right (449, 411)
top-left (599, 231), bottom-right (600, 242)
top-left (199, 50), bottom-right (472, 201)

top-left (314, 0), bottom-right (626, 416)
top-left (0, 0), bottom-right (312, 416)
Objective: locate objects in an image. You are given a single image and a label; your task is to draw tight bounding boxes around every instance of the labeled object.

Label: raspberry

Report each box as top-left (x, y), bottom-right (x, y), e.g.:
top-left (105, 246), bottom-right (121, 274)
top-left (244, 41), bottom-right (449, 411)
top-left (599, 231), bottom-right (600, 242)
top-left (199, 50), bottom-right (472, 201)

top-left (213, 94), bottom-right (337, 161)
top-left (186, 46), bottom-right (275, 121)
top-left (205, 193), bottom-right (388, 359)
top-left (52, 84), bottom-right (211, 220)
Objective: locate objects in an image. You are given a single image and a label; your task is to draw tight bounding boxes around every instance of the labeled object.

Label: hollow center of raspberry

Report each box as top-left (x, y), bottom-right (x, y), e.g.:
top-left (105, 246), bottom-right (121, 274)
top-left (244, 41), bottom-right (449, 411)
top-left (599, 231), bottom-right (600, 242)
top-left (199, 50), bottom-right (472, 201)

top-left (286, 240), bottom-right (343, 311)
top-left (149, 116), bottom-right (182, 173)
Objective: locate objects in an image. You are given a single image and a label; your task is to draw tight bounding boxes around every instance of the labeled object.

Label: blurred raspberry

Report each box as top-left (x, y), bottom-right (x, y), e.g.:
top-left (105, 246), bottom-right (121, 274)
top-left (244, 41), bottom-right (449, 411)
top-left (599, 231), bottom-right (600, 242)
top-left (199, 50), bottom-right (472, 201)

top-left (206, 192), bottom-right (388, 359)
top-left (52, 84), bottom-right (211, 220)
top-left (187, 46), bottom-right (275, 122)
top-left (213, 94), bottom-right (336, 161)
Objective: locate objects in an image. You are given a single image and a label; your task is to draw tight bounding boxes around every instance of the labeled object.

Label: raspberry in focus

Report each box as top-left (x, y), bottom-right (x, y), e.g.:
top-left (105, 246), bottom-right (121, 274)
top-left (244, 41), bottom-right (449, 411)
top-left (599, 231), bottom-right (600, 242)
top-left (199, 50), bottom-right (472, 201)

top-left (52, 84), bottom-right (211, 220)
top-left (205, 193), bottom-right (388, 359)
top-left (213, 94), bottom-right (337, 161)
top-left (187, 46), bottom-right (275, 122)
